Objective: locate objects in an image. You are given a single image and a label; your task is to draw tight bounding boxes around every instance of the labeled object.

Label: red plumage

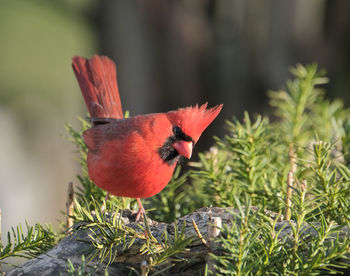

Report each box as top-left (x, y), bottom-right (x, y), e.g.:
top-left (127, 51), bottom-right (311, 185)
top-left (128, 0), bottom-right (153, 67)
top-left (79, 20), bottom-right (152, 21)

top-left (72, 55), bottom-right (123, 119)
top-left (72, 55), bottom-right (222, 200)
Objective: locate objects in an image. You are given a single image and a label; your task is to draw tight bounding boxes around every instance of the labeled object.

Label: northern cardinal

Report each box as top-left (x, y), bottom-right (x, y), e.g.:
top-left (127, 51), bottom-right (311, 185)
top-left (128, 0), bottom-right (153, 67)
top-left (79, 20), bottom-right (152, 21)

top-left (72, 55), bottom-right (222, 220)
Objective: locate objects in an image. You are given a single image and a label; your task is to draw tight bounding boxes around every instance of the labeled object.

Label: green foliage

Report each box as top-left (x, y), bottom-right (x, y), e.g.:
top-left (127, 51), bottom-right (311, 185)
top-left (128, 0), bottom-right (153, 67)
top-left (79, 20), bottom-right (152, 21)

top-left (212, 197), bottom-right (350, 275)
top-left (193, 64), bottom-right (350, 211)
top-left (210, 196), bottom-right (265, 275)
top-left (64, 255), bottom-right (107, 276)
top-left (138, 221), bottom-right (195, 274)
top-left (185, 64), bottom-right (350, 274)
top-left (73, 198), bottom-right (140, 266)
top-left (269, 64), bottom-right (329, 146)
top-left (2, 63), bottom-right (350, 275)
top-left (72, 197), bottom-right (195, 274)
top-left (193, 112), bottom-right (285, 211)
top-left (0, 222), bottom-right (58, 263)
top-left (306, 141), bottom-right (350, 224)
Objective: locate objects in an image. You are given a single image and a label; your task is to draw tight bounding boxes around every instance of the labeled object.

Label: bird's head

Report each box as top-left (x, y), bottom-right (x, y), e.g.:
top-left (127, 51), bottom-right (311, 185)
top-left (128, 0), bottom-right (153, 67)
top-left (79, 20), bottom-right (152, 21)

top-left (159, 103), bottom-right (223, 163)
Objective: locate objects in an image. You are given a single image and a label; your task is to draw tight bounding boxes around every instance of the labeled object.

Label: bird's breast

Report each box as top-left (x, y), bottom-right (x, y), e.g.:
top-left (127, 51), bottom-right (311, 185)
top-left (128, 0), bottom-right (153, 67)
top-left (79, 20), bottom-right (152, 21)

top-left (87, 134), bottom-right (177, 198)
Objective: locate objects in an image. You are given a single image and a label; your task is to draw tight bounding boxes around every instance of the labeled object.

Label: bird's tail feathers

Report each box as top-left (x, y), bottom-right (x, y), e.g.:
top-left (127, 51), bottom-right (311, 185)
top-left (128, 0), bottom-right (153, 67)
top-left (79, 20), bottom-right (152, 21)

top-left (72, 55), bottom-right (123, 119)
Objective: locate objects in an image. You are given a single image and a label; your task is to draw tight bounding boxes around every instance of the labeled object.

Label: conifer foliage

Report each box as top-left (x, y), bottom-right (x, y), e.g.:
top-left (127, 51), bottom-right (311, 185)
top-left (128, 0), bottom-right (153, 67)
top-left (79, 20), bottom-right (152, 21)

top-left (1, 64), bottom-right (350, 275)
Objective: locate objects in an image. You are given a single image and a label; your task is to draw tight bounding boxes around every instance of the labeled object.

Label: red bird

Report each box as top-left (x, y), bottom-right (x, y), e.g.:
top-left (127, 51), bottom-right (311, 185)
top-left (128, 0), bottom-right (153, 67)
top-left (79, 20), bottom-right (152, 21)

top-left (72, 55), bottom-right (222, 219)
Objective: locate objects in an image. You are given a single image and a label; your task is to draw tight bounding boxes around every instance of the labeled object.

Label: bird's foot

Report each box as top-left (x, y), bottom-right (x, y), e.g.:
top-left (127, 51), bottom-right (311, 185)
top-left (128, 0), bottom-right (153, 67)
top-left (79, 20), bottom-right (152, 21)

top-left (134, 198), bottom-right (145, 222)
top-left (132, 198), bottom-right (151, 239)
top-left (135, 206), bottom-right (145, 222)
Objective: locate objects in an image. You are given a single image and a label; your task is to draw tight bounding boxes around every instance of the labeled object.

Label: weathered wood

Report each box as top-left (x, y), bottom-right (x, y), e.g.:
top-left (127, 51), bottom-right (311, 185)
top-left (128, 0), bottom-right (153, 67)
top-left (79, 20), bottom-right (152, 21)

top-left (5, 207), bottom-right (350, 275)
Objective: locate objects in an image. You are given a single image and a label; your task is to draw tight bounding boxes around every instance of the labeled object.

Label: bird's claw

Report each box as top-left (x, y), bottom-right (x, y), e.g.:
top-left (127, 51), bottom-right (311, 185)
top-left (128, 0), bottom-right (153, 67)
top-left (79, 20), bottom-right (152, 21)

top-left (135, 206), bottom-right (145, 222)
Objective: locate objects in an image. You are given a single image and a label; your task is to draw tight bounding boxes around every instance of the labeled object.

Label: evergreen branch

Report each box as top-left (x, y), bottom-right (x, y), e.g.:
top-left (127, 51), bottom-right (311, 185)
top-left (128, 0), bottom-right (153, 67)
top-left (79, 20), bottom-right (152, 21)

top-left (0, 222), bottom-right (57, 263)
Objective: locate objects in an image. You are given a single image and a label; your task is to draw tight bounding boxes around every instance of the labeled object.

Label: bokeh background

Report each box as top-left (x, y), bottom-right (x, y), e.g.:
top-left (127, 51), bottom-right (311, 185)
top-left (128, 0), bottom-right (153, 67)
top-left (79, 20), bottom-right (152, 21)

top-left (1, 0), bottom-right (350, 257)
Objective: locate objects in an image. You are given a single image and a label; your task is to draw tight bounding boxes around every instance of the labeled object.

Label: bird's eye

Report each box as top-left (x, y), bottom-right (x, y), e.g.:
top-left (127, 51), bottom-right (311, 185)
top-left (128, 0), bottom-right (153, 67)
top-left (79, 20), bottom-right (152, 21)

top-left (173, 126), bottom-right (182, 135)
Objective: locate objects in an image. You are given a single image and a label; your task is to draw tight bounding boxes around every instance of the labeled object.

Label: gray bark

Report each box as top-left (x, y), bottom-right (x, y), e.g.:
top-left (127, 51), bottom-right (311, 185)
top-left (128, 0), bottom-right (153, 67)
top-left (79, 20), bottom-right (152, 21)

top-left (6, 207), bottom-right (349, 275)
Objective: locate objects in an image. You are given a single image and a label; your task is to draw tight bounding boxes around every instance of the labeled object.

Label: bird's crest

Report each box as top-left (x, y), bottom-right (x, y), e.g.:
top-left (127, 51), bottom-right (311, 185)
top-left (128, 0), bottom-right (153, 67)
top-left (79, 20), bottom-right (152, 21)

top-left (166, 103), bottom-right (223, 142)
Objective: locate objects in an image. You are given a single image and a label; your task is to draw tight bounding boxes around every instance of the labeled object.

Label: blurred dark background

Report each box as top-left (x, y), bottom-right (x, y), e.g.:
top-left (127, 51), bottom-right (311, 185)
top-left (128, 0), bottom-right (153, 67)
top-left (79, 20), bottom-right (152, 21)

top-left (1, 0), bottom-right (350, 249)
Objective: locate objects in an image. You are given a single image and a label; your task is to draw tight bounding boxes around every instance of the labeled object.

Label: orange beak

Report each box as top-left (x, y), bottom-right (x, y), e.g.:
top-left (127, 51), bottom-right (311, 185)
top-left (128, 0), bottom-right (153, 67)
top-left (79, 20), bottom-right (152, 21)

top-left (172, 140), bottom-right (193, 159)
